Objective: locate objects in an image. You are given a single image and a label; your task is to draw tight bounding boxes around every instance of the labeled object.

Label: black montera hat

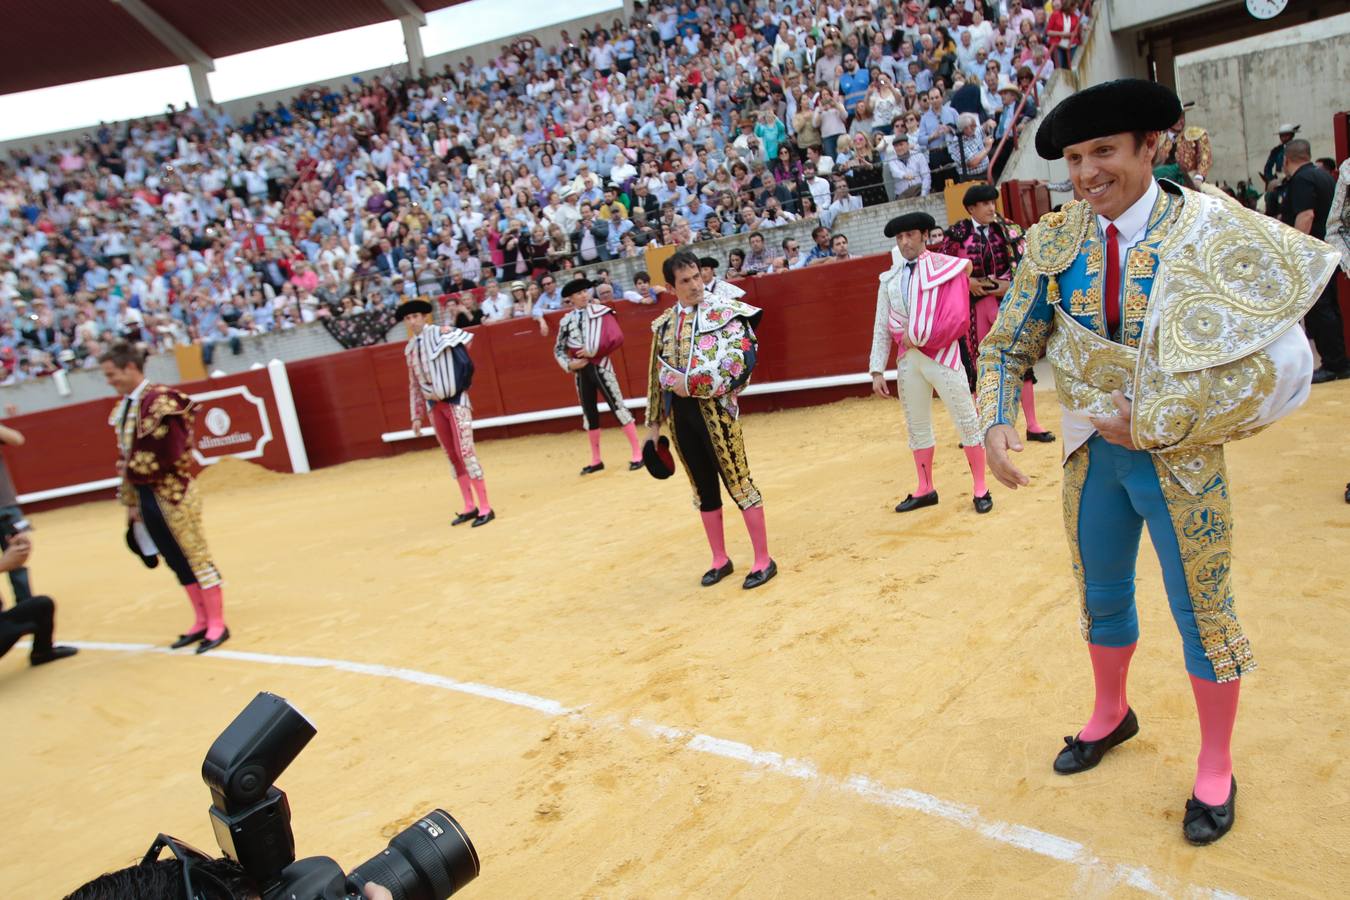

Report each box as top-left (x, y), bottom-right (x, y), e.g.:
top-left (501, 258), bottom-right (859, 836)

top-left (642, 436), bottom-right (675, 479)
top-left (1035, 79), bottom-right (1182, 161)
top-left (395, 298), bottom-right (435, 320)
top-left (561, 278), bottom-right (593, 298)
top-left (962, 183), bottom-right (1000, 207)
top-left (884, 211), bottom-right (937, 237)
top-left (125, 525), bottom-right (158, 569)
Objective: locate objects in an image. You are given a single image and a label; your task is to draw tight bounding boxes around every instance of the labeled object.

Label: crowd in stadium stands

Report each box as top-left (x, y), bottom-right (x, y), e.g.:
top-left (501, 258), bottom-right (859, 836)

top-left (0, 0), bottom-right (1088, 380)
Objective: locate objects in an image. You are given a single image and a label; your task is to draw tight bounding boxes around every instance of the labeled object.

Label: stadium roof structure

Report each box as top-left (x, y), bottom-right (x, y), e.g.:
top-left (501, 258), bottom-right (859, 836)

top-left (4, 0), bottom-right (472, 96)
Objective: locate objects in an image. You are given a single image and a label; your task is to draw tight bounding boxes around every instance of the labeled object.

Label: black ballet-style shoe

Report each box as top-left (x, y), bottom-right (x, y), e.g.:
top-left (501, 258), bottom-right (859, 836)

top-left (742, 559), bottom-right (778, 590)
top-left (701, 560), bottom-right (734, 587)
top-left (195, 629), bottom-right (231, 654)
top-left (30, 646), bottom-right (79, 666)
top-left (895, 491), bottom-right (939, 513)
top-left (973, 492), bottom-right (993, 514)
top-left (451, 509), bottom-right (479, 526)
top-left (171, 629), bottom-right (207, 649)
top-left (1183, 777), bottom-right (1237, 845)
top-left (1026, 430), bottom-right (1057, 443)
top-left (1053, 707), bottom-right (1139, 774)
top-left (471, 510), bottom-right (496, 528)
top-left (628, 460), bottom-right (644, 471)
top-left (580, 462), bottom-right (605, 475)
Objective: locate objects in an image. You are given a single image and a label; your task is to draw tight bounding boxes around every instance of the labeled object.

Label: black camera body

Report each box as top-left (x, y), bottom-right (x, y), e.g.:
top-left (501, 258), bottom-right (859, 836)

top-left (203, 693), bottom-right (478, 900)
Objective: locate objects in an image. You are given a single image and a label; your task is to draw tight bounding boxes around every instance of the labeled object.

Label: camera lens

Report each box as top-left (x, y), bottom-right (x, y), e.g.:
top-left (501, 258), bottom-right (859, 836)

top-left (345, 809), bottom-right (478, 900)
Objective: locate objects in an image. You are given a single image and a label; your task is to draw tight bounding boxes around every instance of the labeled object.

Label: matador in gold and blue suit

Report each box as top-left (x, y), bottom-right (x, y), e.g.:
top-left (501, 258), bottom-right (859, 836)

top-left (977, 79), bottom-right (1339, 845)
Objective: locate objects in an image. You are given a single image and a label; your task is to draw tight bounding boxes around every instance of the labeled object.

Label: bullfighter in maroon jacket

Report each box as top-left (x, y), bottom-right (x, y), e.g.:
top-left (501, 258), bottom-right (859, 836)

top-left (100, 341), bottom-right (230, 653)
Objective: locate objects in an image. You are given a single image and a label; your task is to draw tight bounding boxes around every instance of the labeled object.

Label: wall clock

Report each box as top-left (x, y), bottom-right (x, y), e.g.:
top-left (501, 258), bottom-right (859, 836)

top-left (1246, 0), bottom-right (1289, 19)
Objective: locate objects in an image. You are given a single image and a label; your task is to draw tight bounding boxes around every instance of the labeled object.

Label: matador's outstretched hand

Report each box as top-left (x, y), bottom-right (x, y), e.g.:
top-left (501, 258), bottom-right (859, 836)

top-left (986, 424), bottom-right (1029, 489)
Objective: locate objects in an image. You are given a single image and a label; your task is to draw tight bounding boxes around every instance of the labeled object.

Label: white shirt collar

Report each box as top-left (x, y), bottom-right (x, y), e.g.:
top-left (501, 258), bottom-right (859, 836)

top-left (1096, 179), bottom-right (1159, 246)
top-left (127, 377), bottom-right (149, 405)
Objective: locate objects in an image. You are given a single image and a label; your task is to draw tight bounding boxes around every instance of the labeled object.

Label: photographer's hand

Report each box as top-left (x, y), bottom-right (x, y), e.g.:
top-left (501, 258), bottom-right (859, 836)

top-left (363, 883), bottom-right (394, 900)
top-left (1, 534), bottom-right (32, 572)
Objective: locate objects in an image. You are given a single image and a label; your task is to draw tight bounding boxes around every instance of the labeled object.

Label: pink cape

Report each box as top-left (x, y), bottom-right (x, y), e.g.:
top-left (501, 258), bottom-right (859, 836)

top-left (894, 251), bottom-right (970, 371)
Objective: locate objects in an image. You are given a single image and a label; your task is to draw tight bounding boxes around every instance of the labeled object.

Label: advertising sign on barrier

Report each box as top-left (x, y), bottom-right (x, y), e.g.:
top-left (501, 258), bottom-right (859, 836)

top-left (191, 384), bottom-right (274, 465)
top-left (4, 359), bottom-right (309, 510)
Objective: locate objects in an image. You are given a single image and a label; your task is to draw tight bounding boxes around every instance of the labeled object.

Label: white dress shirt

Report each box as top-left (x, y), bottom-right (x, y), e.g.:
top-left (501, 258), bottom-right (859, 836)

top-left (1060, 180), bottom-right (1160, 454)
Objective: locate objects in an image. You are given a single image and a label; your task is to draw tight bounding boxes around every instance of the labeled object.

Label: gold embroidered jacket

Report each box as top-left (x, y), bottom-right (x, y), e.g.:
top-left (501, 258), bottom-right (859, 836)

top-left (110, 384), bottom-right (199, 508)
top-left (977, 181), bottom-right (1339, 493)
top-left (645, 291), bottom-right (762, 426)
top-left (1157, 125), bottom-right (1212, 178)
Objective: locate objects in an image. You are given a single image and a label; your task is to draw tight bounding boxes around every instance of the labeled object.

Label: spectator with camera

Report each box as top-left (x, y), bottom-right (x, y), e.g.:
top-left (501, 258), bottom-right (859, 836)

top-left (0, 417), bottom-right (35, 608)
top-left (0, 535), bottom-right (78, 668)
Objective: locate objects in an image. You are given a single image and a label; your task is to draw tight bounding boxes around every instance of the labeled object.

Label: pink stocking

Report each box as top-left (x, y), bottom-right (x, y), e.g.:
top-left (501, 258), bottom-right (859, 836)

top-left (1079, 642), bottom-right (1135, 740)
top-left (1190, 674), bottom-right (1240, 805)
top-left (621, 421), bottom-right (642, 462)
top-left (913, 447), bottom-right (936, 495)
top-left (740, 505), bottom-right (771, 572)
top-left (963, 445), bottom-right (988, 496)
top-left (456, 475), bottom-right (476, 513)
top-left (587, 429), bottom-right (603, 466)
top-left (183, 584), bottom-right (207, 633)
top-left (700, 510), bottom-right (729, 569)
top-left (471, 478), bottom-right (492, 515)
top-left (200, 585), bottom-right (227, 641)
top-left (1021, 379), bottom-right (1045, 433)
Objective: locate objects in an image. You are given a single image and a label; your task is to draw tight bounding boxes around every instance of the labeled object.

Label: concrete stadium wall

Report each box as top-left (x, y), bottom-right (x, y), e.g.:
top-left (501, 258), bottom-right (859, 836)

top-left (1108, 0), bottom-right (1235, 31)
top-left (1175, 12), bottom-right (1350, 186)
top-left (0, 355), bottom-right (180, 414)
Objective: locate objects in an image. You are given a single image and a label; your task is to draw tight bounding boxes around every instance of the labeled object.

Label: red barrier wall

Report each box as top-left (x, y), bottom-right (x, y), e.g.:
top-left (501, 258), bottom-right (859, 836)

top-left (2, 255), bottom-right (895, 503)
top-left (285, 254), bottom-right (891, 466)
top-left (4, 367), bottom-right (305, 511)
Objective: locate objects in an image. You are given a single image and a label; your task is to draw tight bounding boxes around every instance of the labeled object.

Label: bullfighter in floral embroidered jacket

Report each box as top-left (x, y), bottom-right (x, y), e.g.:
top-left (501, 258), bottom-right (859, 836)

top-left (977, 79), bottom-right (1338, 845)
top-left (100, 341), bottom-right (230, 654)
top-left (644, 250), bottom-right (776, 591)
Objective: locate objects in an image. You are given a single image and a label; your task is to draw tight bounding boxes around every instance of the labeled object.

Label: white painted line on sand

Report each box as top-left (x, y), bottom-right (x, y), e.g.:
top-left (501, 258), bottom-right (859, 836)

top-left (52, 641), bottom-right (1242, 898)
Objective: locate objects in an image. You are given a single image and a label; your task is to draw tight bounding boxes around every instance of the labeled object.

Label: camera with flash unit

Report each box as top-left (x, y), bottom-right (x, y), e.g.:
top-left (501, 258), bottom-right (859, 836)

top-left (200, 692), bottom-right (479, 900)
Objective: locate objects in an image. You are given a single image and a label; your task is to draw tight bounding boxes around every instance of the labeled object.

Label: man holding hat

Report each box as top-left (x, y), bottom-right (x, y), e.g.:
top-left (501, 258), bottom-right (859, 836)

top-left (399, 298), bottom-right (494, 527)
top-left (554, 278), bottom-right (643, 475)
top-left (100, 340), bottom-right (230, 653)
top-left (645, 250), bottom-right (775, 590)
top-left (869, 211), bottom-right (992, 514)
top-left (941, 182), bottom-right (1054, 443)
top-left (978, 79), bottom-right (1338, 844)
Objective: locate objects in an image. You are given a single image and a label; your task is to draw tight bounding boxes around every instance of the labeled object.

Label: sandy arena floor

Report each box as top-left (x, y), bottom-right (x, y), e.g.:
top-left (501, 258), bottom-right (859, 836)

top-left (3, 383), bottom-right (1349, 898)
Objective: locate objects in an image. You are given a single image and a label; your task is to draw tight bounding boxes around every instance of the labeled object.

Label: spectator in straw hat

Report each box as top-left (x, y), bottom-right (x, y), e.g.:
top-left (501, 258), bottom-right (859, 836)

top-left (1263, 122), bottom-right (1301, 186)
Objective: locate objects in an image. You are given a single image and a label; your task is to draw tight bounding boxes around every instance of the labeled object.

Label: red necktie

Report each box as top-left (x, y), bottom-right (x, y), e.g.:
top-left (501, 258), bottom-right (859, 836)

top-left (1103, 223), bottom-right (1121, 339)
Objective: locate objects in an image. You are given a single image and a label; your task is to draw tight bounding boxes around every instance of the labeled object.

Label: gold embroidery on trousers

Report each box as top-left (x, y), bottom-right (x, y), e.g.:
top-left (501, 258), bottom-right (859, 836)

top-left (1149, 454), bottom-right (1253, 682)
top-left (699, 399), bottom-right (762, 510)
top-left (154, 482), bottom-right (223, 589)
top-left (1062, 446), bottom-right (1092, 640)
